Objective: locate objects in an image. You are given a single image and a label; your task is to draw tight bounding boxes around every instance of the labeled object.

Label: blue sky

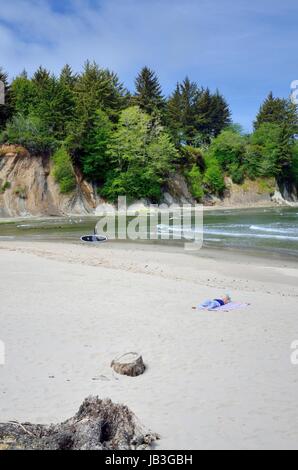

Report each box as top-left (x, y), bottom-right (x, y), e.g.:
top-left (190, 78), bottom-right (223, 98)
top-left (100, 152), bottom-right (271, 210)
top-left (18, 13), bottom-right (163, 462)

top-left (0, 0), bottom-right (297, 131)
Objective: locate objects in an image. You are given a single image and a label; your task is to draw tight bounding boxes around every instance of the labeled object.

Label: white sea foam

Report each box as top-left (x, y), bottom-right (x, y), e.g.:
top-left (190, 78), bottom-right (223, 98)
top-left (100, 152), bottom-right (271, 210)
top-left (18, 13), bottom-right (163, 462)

top-left (157, 224), bottom-right (298, 242)
top-left (206, 229), bottom-right (298, 241)
top-left (249, 225), bottom-right (297, 235)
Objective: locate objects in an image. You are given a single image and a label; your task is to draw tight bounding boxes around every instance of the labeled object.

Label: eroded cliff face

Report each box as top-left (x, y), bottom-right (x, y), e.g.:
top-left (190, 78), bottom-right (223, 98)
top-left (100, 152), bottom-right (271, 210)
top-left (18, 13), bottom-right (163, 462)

top-left (0, 146), bottom-right (99, 217)
top-left (0, 145), bottom-right (294, 218)
top-left (210, 177), bottom-right (277, 207)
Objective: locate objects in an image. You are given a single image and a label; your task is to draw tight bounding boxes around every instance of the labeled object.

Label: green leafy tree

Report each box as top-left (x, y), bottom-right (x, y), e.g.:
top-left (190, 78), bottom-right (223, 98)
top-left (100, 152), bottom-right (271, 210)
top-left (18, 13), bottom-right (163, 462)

top-left (203, 156), bottom-right (225, 195)
top-left (227, 123), bottom-right (244, 134)
top-left (52, 146), bottom-right (76, 193)
top-left (147, 133), bottom-right (177, 175)
top-left (186, 164), bottom-right (204, 200)
top-left (107, 106), bottom-right (150, 171)
top-left (247, 123), bottom-right (291, 178)
top-left (208, 128), bottom-right (247, 171)
top-left (228, 163), bottom-right (245, 184)
top-left (0, 114), bottom-right (56, 154)
top-left (102, 106), bottom-right (177, 201)
top-left (80, 109), bottom-right (113, 181)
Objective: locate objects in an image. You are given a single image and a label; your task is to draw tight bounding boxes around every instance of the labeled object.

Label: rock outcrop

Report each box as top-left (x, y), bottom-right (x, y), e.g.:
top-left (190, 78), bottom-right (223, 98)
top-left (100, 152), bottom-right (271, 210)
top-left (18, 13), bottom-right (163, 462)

top-left (208, 177), bottom-right (278, 208)
top-left (0, 145), bottom-right (99, 217)
top-left (164, 174), bottom-right (195, 205)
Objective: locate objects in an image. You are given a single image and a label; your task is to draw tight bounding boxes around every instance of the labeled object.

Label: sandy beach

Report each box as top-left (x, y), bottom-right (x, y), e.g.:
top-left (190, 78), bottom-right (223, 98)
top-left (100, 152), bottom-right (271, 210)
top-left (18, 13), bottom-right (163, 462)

top-left (0, 240), bottom-right (298, 450)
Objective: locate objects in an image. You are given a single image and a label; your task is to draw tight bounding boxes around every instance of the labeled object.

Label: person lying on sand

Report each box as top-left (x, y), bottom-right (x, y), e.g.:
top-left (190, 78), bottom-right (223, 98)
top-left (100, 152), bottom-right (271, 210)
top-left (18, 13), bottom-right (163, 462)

top-left (192, 294), bottom-right (231, 310)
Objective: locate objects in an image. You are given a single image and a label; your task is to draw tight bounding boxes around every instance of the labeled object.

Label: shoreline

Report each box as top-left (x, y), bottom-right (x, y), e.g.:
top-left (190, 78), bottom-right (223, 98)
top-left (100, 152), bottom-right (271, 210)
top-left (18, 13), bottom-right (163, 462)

top-left (0, 200), bottom-right (296, 223)
top-left (1, 238), bottom-right (298, 269)
top-left (0, 240), bottom-right (298, 449)
top-left (203, 201), bottom-right (297, 211)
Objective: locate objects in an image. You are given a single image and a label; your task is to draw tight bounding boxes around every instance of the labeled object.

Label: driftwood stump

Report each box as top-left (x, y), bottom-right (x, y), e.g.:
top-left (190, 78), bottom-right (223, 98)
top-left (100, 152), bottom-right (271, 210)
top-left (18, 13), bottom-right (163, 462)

top-left (111, 353), bottom-right (145, 377)
top-left (0, 396), bottom-right (158, 450)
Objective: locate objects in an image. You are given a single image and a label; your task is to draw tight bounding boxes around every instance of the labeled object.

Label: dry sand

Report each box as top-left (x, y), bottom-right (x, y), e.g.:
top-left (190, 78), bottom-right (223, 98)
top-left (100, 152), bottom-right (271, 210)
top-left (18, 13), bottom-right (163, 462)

top-left (0, 240), bottom-right (298, 450)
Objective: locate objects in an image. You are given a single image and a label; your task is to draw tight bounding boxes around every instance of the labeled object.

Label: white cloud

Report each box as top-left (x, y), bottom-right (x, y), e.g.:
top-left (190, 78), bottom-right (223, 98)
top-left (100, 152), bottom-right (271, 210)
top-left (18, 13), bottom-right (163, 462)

top-left (0, 0), bottom-right (297, 130)
top-left (0, 0), bottom-right (290, 81)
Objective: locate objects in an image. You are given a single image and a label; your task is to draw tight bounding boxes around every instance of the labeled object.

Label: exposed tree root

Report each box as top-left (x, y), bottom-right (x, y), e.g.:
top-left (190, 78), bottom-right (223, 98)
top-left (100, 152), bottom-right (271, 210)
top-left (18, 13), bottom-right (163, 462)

top-left (0, 396), bottom-right (159, 450)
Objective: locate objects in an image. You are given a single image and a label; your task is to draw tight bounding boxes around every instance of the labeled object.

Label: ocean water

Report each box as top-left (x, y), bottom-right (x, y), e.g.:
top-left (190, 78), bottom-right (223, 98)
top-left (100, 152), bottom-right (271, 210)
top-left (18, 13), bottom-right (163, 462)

top-left (202, 207), bottom-right (298, 256)
top-left (0, 207), bottom-right (297, 258)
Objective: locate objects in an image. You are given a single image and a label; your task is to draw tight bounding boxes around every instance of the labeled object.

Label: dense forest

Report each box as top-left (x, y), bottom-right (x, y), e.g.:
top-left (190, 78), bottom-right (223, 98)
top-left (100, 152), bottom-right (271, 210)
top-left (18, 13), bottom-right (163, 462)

top-left (0, 63), bottom-right (297, 202)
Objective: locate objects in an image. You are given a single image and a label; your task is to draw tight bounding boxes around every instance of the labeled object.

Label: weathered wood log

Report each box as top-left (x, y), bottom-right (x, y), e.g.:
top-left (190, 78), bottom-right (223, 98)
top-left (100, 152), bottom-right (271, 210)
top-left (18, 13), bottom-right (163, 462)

top-left (0, 396), bottom-right (158, 450)
top-left (111, 353), bottom-right (146, 377)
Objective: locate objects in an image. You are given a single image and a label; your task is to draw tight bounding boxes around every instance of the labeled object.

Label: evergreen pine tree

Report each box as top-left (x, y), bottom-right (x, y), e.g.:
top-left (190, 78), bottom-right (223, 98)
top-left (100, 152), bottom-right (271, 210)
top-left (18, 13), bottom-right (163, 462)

top-left (59, 64), bottom-right (77, 88)
top-left (167, 79), bottom-right (231, 146)
top-left (68, 61), bottom-right (129, 156)
top-left (30, 67), bottom-right (76, 140)
top-left (134, 67), bottom-right (164, 115)
top-left (284, 100), bottom-right (298, 134)
top-left (210, 91), bottom-right (231, 137)
top-left (195, 88), bottom-right (213, 142)
top-left (32, 66), bottom-right (51, 86)
top-left (166, 83), bottom-right (183, 145)
top-left (11, 71), bottom-right (37, 117)
top-left (254, 92), bottom-right (290, 129)
top-left (179, 77), bottom-right (201, 145)
top-left (74, 61), bottom-right (128, 125)
top-left (195, 89), bottom-right (231, 143)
